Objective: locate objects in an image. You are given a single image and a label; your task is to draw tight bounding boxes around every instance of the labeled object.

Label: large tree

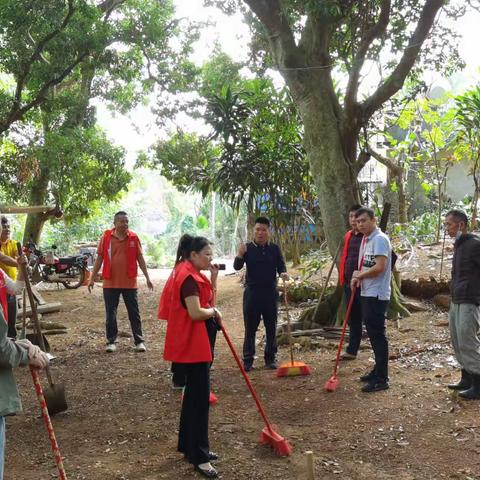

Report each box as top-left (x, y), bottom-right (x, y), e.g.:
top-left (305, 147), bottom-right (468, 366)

top-left (0, 0), bottom-right (198, 242)
top-left (208, 0), bottom-right (474, 253)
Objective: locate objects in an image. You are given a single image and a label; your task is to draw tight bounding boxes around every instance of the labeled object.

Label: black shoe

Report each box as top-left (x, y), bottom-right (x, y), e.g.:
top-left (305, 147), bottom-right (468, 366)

top-left (194, 463), bottom-right (218, 478)
top-left (265, 361), bottom-right (278, 370)
top-left (359, 370), bottom-right (377, 382)
top-left (458, 373), bottom-right (480, 400)
top-left (244, 364), bottom-right (253, 372)
top-left (362, 380), bottom-right (389, 393)
top-left (448, 369), bottom-right (471, 390)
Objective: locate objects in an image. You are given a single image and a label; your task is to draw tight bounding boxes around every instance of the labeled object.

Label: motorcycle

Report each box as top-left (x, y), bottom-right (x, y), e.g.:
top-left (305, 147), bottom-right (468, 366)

top-left (25, 242), bottom-right (89, 289)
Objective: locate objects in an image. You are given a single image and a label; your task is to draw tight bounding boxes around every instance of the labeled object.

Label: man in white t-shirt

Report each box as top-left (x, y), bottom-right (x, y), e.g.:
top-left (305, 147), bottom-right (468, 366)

top-left (351, 207), bottom-right (392, 393)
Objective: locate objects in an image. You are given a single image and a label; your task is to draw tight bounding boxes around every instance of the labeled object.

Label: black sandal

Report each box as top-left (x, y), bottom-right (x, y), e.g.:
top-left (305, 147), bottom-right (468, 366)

top-left (208, 451), bottom-right (219, 461)
top-left (194, 463), bottom-right (218, 478)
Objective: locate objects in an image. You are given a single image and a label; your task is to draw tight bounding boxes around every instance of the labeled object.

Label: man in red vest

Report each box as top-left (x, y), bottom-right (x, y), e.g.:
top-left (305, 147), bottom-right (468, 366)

top-left (338, 204), bottom-right (364, 360)
top-left (88, 211), bottom-right (153, 353)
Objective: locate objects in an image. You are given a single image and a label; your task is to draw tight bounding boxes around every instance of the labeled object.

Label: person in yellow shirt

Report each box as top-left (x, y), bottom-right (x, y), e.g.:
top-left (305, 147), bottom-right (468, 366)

top-left (0, 217), bottom-right (18, 339)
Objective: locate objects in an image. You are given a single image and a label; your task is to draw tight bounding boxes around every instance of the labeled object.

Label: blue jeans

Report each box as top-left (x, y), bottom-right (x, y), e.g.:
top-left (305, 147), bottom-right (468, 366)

top-left (0, 416), bottom-right (5, 480)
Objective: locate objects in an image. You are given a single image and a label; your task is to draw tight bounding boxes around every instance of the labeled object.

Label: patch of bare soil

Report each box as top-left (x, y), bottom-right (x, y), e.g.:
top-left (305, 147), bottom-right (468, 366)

top-left (5, 270), bottom-right (480, 480)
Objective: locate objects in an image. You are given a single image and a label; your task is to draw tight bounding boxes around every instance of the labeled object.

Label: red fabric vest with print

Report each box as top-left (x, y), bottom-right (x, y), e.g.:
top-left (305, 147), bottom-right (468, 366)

top-left (161, 260), bottom-right (213, 363)
top-left (102, 229), bottom-right (139, 279)
top-left (338, 230), bottom-right (353, 286)
top-left (0, 271), bottom-right (8, 322)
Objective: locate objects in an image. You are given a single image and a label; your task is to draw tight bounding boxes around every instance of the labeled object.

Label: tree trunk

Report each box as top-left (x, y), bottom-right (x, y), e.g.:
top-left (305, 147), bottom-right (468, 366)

top-left (295, 91), bottom-right (359, 257)
top-left (397, 171), bottom-right (408, 223)
top-left (22, 170), bottom-right (50, 245)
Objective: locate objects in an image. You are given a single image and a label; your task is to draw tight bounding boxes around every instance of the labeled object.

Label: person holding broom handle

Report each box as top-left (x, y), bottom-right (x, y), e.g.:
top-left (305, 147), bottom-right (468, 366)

top-left (338, 204), bottom-right (364, 360)
top-left (0, 245), bottom-right (49, 480)
top-left (351, 207), bottom-right (392, 393)
top-left (159, 235), bottom-right (222, 478)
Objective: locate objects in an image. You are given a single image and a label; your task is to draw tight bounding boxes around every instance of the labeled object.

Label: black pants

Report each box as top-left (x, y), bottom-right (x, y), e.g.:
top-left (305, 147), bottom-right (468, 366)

top-left (177, 362), bottom-right (210, 466)
top-left (242, 286), bottom-right (278, 366)
top-left (172, 318), bottom-right (218, 387)
top-left (103, 288), bottom-right (143, 345)
top-left (344, 286), bottom-right (362, 356)
top-left (7, 294), bottom-right (17, 339)
top-left (361, 296), bottom-right (390, 381)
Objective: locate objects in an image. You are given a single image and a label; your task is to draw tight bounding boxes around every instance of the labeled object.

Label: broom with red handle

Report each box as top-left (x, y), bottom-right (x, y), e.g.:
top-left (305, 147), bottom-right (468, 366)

top-left (220, 324), bottom-right (292, 457)
top-left (30, 367), bottom-right (68, 479)
top-left (324, 286), bottom-right (357, 392)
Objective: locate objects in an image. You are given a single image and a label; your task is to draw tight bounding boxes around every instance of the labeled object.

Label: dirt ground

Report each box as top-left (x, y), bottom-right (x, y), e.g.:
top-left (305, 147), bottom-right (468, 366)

top-left (5, 269), bottom-right (480, 480)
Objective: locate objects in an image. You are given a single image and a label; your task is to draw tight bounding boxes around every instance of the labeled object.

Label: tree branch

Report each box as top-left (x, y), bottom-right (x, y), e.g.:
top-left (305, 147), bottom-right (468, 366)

top-left (243, 0), bottom-right (301, 69)
top-left (361, 0), bottom-right (444, 120)
top-left (344, 0), bottom-right (391, 115)
top-left (0, 50), bottom-right (90, 135)
top-left (366, 144), bottom-right (403, 176)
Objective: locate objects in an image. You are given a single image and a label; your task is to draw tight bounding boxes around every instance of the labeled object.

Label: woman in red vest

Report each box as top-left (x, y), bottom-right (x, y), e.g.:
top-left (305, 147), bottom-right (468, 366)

top-left (159, 235), bottom-right (223, 479)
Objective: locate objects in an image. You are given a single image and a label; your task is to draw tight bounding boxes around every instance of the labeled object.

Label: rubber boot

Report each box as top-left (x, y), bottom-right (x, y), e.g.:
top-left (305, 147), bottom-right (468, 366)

top-left (459, 373), bottom-right (480, 400)
top-left (448, 369), bottom-right (471, 390)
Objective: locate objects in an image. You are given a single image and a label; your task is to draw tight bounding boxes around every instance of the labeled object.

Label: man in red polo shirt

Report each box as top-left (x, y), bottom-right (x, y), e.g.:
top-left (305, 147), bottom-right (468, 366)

top-left (88, 211), bottom-right (153, 353)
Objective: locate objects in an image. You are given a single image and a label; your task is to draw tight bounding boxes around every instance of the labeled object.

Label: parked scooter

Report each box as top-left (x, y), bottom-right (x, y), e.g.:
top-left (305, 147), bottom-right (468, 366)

top-left (25, 242), bottom-right (89, 289)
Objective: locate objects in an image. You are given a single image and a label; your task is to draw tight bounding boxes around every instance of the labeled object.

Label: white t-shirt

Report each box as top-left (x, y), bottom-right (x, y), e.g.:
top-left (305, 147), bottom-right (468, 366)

top-left (358, 228), bottom-right (391, 301)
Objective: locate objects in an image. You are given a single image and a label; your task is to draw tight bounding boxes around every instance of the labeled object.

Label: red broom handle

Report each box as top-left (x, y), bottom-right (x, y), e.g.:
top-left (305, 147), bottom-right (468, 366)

top-left (332, 247), bottom-right (366, 376)
top-left (220, 325), bottom-right (275, 435)
top-left (332, 286), bottom-right (356, 376)
top-left (30, 368), bottom-right (68, 480)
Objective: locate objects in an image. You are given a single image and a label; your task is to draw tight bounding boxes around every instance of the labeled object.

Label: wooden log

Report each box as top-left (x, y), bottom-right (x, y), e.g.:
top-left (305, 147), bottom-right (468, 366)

top-left (0, 205), bottom-right (56, 214)
top-left (401, 278), bottom-right (450, 299)
top-left (16, 302), bottom-right (62, 318)
top-left (43, 329), bottom-right (68, 335)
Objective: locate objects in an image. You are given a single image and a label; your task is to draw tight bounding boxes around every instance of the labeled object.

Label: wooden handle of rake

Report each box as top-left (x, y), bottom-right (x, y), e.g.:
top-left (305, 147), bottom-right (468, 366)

top-left (16, 243), bottom-right (55, 387)
top-left (282, 280), bottom-right (294, 366)
top-left (312, 242), bottom-right (342, 321)
top-left (221, 324), bottom-right (275, 435)
top-left (30, 368), bottom-right (68, 480)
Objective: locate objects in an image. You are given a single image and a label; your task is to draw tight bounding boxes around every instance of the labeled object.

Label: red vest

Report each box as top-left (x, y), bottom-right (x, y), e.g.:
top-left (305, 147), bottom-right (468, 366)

top-left (102, 229), bottom-right (139, 279)
top-left (161, 260), bottom-right (213, 363)
top-left (0, 271), bottom-right (8, 322)
top-left (338, 230), bottom-right (353, 286)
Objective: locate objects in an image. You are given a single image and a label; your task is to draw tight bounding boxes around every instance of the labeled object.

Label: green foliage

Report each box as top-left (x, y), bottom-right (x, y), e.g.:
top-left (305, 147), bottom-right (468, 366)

top-left (298, 249), bottom-right (330, 281)
top-left (284, 280), bottom-right (321, 304)
top-left (391, 211), bottom-right (439, 245)
top-left (0, 0), bottom-right (199, 132)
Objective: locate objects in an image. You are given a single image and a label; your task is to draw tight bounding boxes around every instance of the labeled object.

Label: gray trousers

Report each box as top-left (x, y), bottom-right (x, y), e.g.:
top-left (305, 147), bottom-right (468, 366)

top-left (449, 303), bottom-right (480, 375)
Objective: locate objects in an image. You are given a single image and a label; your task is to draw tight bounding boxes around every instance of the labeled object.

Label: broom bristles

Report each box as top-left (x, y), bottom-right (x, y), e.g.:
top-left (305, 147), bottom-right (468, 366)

top-left (260, 426), bottom-right (293, 457)
top-left (276, 361), bottom-right (311, 377)
top-left (324, 375), bottom-right (339, 392)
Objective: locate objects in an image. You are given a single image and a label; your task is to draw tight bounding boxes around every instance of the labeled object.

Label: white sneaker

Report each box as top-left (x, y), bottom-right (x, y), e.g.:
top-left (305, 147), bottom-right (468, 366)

top-left (135, 342), bottom-right (147, 352)
top-left (106, 343), bottom-right (116, 353)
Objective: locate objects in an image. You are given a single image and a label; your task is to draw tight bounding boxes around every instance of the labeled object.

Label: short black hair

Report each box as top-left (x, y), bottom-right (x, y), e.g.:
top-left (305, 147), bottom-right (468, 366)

top-left (349, 204), bottom-right (363, 213)
top-left (446, 209), bottom-right (468, 225)
top-left (114, 211), bottom-right (128, 221)
top-left (0, 216), bottom-right (8, 225)
top-left (255, 216), bottom-right (270, 227)
top-left (355, 207), bottom-right (375, 219)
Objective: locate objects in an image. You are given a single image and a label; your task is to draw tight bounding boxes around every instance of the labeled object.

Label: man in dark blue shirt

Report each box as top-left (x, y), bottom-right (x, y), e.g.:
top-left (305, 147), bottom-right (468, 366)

top-left (233, 217), bottom-right (289, 371)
